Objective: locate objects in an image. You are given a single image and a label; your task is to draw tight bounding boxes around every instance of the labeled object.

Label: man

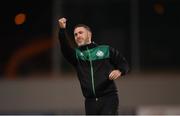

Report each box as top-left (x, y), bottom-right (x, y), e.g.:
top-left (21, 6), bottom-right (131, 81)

top-left (58, 17), bottom-right (129, 115)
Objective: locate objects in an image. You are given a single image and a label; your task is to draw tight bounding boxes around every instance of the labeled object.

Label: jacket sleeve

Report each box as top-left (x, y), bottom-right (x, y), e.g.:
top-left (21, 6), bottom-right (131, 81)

top-left (109, 47), bottom-right (129, 76)
top-left (58, 28), bottom-right (77, 66)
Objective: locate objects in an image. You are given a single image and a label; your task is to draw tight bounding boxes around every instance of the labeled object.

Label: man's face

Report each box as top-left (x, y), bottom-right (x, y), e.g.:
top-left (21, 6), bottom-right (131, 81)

top-left (74, 27), bottom-right (91, 46)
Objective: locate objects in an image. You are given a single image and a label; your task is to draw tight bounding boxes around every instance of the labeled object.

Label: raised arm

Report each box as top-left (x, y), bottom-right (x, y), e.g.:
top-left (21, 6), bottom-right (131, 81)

top-left (58, 18), bottom-right (76, 65)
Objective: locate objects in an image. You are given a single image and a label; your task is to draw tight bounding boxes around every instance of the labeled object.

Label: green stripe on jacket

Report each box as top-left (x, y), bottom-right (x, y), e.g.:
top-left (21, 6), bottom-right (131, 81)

top-left (75, 45), bottom-right (110, 61)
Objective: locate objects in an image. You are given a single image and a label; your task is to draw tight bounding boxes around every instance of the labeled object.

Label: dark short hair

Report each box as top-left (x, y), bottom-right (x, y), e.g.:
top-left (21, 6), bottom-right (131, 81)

top-left (74, 24), bottom-right (92, 33)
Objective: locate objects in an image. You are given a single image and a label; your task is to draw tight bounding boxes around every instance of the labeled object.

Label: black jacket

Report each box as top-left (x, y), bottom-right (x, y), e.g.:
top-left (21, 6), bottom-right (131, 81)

top-left (59, 29), bottom-right (129, 98)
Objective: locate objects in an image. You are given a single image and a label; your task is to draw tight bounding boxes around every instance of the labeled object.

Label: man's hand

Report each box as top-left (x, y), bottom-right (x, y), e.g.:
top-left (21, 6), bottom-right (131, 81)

top-left (109, 70), bottom-right (122, 80)
top-left (58, 17), bottom-right (67, 29)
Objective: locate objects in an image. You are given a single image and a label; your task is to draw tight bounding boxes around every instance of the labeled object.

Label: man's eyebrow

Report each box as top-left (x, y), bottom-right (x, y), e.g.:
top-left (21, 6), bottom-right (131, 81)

top-left (74, 30), bottom-right (83, 34)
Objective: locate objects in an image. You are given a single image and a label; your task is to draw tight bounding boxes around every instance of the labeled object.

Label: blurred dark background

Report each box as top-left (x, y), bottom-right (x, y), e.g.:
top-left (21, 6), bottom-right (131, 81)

top-left (1, 0), bottom-right (180, 77)
top-left (0, 1), bottom-right (52, 77)
top-left (0, 0), bottom-right (180, 115)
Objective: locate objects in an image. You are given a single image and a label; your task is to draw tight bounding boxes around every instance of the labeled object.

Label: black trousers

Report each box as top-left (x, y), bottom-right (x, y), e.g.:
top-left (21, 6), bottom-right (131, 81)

top-left (85, 93), bottom-right (119, 115)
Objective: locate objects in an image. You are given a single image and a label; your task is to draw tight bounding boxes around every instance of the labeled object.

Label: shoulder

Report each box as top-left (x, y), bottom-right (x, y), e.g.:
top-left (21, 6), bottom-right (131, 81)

top-left (94, 42), bottom-right (117, 51)
top-left (95, 44), bottom-right (111, 52)
top-left (96, 43), bottom-right (110, 48)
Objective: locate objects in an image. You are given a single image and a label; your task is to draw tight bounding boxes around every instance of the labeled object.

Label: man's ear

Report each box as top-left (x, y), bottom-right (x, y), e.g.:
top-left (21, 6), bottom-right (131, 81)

top-left (88, 31), bottom-right (92, 39)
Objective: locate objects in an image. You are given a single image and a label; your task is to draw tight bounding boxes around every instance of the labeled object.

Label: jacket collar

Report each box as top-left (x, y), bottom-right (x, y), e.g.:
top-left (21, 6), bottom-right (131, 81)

top-left (78, 42), bottom-right (97, 51)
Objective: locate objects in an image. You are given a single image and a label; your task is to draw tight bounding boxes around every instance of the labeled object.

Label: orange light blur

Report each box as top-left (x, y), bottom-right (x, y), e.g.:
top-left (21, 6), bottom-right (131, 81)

top-left (15, 13), bottom-right (26, 25)
top-left (153, 3), bottom-right (165, 15)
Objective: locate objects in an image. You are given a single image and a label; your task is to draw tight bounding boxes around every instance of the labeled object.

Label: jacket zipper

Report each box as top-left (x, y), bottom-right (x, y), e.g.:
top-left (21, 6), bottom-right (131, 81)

top-left (86, 47), bottom-right (97, 100)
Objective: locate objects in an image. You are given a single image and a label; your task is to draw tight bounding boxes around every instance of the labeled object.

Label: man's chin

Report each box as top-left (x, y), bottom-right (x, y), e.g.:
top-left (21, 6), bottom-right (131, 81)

top-left (77, 41), bottom-right (91, 47)
top-left (77, 43), bottom-right (85, 47)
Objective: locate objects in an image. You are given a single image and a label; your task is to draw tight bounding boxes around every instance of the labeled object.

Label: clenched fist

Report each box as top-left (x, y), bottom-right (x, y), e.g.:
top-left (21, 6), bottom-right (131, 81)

top-left (58, 17), bottom-right (67, 29)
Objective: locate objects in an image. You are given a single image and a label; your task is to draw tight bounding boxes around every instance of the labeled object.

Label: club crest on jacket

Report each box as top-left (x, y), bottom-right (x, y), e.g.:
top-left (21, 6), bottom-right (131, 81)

top-left (96, 50), bottom-right (104, 57)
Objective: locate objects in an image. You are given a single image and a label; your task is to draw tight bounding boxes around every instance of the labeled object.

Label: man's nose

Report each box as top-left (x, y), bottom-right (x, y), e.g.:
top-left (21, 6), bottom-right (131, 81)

top-left (77, 34), bottom-right (81, 38)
